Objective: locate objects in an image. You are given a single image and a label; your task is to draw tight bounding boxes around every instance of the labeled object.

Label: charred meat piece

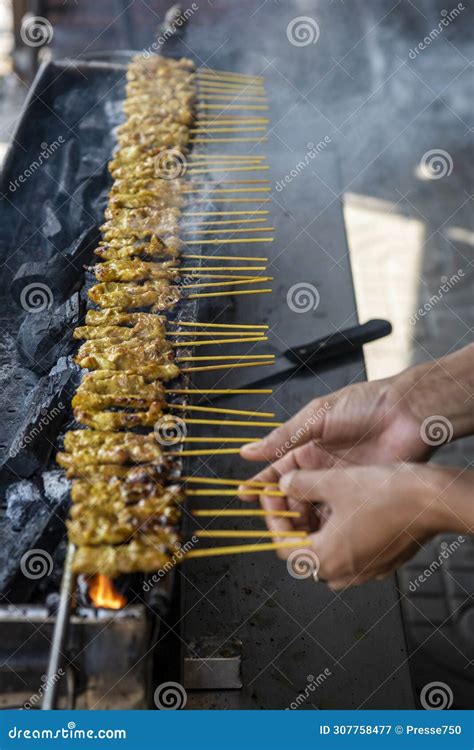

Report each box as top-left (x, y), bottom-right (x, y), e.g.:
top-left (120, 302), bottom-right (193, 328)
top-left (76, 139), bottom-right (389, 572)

top-left (72, 539), bottom-right (174, 576)
top-left (88, 280), bottom-right (181, 312)
top-left (58, 430), bottom-right (165, 467)
top-left (90, 258), bottom-right (180, 283)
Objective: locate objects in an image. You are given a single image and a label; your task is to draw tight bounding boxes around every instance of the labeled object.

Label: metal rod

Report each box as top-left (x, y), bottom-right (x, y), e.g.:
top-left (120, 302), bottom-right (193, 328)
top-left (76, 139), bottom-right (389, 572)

top-left (42, 544), bottom-right (76, 710)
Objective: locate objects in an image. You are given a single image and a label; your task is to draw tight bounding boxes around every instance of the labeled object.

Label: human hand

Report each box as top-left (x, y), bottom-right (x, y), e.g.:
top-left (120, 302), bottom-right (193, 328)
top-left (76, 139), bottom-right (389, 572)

top-left (262, 464), bottom-right (471, 590)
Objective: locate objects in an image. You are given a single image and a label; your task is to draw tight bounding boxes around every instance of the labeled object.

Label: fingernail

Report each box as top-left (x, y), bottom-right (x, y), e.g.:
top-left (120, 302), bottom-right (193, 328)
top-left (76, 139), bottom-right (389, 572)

top-left (279, 472), bottom-right (295, 493)
top-left (240, 440), bottom-right (263, 454)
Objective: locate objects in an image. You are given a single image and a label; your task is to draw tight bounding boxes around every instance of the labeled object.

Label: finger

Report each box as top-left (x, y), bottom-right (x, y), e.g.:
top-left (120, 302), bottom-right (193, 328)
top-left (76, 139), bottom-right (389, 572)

top-left (279, 466), bottom-right (360, 504)
top-left (240, 395), bottom-right (333, 462)
top-left (239, 442), bottom-right (341, 501)
top-left (259, 494), bottom-right (296, 553)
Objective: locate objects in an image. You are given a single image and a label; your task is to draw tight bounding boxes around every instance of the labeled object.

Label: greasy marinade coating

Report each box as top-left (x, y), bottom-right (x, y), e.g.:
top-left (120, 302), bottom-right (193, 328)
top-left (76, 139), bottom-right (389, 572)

top-left (68, 515), bottom-right (180, 546)
top-left (74, 356), bottom-right (179, 382)
top-left (70, 478), bottom-right (181, 507)
top-left (72, 540), bottom-right (173, 576)
top-left (96, 238), bottom-right (182, 261)
top-left (64, 461), bottom-right (169, 481)
top-left (63, 53), bottom-right (199, 575)
top-left (59, 430), bottom-right (165, 466)
top-left (75, 370), bottom-right (168, 403)
top-left (90, 258), bottom-right (180, 283)
top-left (74, 402), bottom-right (167, 430)
top-left (69, 484), bottom-right (183, 544)
top-left (88, 280), bottom-right (181, 313)
top-left (73, 319), bottom-right (166, 343)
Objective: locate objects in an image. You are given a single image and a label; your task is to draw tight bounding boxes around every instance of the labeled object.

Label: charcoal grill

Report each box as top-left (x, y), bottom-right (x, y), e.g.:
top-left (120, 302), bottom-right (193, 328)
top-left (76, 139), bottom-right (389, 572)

top-left (0, 43), bottom-right (415, 708)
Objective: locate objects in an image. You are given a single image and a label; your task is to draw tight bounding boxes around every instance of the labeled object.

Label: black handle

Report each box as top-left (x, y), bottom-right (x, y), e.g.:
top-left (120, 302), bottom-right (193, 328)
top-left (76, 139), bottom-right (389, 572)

top-left (284, 319), bottom-right (392, 365)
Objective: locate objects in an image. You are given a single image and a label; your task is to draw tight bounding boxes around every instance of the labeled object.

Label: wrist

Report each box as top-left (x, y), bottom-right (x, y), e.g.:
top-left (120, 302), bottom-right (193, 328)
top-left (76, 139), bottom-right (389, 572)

top-left (389, 344), bottom-right (474, 441)
top-left (417, 466), bottom-right (474, 534)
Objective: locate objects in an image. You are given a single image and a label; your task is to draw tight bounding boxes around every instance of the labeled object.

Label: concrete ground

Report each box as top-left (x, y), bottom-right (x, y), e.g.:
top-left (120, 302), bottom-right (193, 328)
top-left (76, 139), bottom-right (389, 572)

top-left (0, 0), bottom-right (472, 706)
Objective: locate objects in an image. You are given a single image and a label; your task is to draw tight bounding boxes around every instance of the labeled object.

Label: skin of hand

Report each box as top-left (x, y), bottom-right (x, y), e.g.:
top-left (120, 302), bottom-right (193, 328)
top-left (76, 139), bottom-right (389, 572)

top-left (262, 464), bottom-right (473, 590)
top-left (239, 343), bottom-right (474, 491)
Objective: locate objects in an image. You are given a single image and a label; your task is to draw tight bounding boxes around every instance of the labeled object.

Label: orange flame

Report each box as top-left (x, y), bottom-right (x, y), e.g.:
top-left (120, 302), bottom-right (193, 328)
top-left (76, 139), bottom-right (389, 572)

top-left (88, 574), bottom-right (127, 610)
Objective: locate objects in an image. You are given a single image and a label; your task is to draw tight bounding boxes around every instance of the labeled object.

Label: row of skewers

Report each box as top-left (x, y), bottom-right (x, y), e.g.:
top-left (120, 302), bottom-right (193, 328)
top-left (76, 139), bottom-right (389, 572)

top-left (58, 55), bottom-right (305, 579)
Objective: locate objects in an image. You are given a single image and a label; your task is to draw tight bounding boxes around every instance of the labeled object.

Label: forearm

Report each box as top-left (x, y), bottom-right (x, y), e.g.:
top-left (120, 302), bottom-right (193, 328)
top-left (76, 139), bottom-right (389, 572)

top-left (391, 343), bottom-right (474, 439)
top-left (421, 466), bottom-right (474, 535)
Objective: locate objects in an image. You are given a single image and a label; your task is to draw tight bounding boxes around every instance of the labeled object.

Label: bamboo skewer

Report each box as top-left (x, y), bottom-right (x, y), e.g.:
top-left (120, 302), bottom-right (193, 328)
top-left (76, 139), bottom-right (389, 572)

top-left (182, 477), bottom-right (279, 487)
top-left (181, 278), bottom-right (272, 290)
top-left (167, 388), bottom-right (272, 395)
top-left (183, 254), bottom-right (269, 259)
top-left (193, 138), bottom-right (268, 143)
top-left (183, 210), bottom-right (269, 215)
top-left (168, 448), bottom-right (248, 456)
top-left (180, 437), bottom-right (260, 443)
top-left (172, 336), bottom-right (268, 346)
top-left (186, 238), bottom-right (274, 245)
top-left (181, 266), bottom-right (268, 271)
top-left (196, 530), bottom-right (308, 539)
top-left (176, 355), bottom-right (273, 361)
top-left (192, 510), bottom-right (299, 518)
top-left (185, 541), bottom-right (304, 558)
top-left (181, 418), bottom-right (281, 428)
top-left (169, 403), bottom-right (275, 417)
top-left (187, 167), bottom-right (270, 174)
top-left (182, 360), bottom-right (273, 372)
top-left (184, 227), bottom-right (273, 234)
top-left (183, 219), bottom-right (268, 226)
top-left (169, 321), bottom-right (268, 329)
top-left (186, 489), bottom-right (284, 497)
top-left (168, 331), bottom-right (268, 337)
top-left (185, 188), bottom-right (271, 194)
top-left (187, 289), bottom-right (272, 299)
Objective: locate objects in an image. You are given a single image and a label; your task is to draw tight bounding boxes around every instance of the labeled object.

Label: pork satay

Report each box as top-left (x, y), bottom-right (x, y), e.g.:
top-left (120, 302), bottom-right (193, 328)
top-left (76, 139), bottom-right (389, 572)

top-left (96, 236), bottom-right (183, 260)
top-left (68, 518), bottom-right (177, 547)
top-left (88, 280), bottom-right (180, 312)
top-left (89, 259), bottom-right (180, 284)
top-left (70, 475), bottom-right (180, 504)
top-left (74, 346), bottom-right (179, 381)
top-left (75, 370), bottom-right (167, 396)
top-left (84, 310), bottom-right (166, 327)
top-left (74, 402), bottom-right (167, 430)
top-left (72, 540), bottom-right (173, 576)
top-left (65, 461), bottom-right (169, 482)
top-left (73, 318), bottom-right (166, 342)
top-left (59, 430), bottom-right (165, 466)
